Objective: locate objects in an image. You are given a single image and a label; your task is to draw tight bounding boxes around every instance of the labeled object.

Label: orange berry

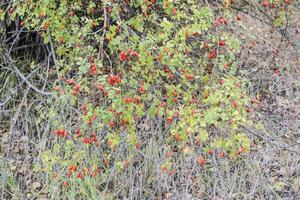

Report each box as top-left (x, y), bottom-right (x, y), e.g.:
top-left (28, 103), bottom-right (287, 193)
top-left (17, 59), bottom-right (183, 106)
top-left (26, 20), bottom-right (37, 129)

top-left (197, 156), bottom-right (206, 166)
top-left (168, 169), bottom-right (174, 175)
top-left (77, 172), bottom-right (84, 179)
top-left (195, 138), bottom-right (201, 146)
top-left (209, 149), bottom-right (214, 156)
top-left (218, 151), bottom-right (225, 158)
top-left (166, 116), bottom-right (173, 124)
top-left (237, 147), bottom-right (245, 155)
top-left (20, 20), bottom-right (25, 27)
top-left (109, 121), bottom-right (115, 127)
top-left (123, 160), bottom-right (129, 168)
top-left (175, 132), bottom-right (181, 142)
top-left (90, 132), bottom-right (96, 137)
top-left (165, 152), bottom-right (172, 158)
top-left (219, 79), bottom-right (225, 85)
top-left (66, 79), bottom-right (74, 85)
top-left (68, 10), bottom-right (74, 16)
top-left (232, 100), bottom-right (238, 108)
top-left (224, 63), bottom-right (230, 70)
top-left (173, 7), bottom-right (177, 15)
top-left (39, 11), bottom-right (46, 17)
top-left (135, 143), bottom-right (140, 149)
top-left (63, 181), bottom-right (68, 187)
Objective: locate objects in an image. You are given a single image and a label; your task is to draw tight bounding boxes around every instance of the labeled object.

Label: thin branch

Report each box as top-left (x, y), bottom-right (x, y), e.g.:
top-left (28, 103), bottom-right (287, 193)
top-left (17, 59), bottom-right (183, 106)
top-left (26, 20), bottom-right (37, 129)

top-left (3, 51), bottom-right (53, 96)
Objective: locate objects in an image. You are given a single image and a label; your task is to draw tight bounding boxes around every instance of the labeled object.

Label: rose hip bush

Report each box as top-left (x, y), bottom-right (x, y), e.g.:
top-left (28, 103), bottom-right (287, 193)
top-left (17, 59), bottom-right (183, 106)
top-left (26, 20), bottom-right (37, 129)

top-left (3, 0), bottom-right (297, 199)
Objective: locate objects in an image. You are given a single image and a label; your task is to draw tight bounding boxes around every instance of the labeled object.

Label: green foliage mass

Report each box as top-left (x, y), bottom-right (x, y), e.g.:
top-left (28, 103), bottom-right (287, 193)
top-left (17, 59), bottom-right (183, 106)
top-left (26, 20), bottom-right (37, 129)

top-left (8, 0), bottom-right (255, 197)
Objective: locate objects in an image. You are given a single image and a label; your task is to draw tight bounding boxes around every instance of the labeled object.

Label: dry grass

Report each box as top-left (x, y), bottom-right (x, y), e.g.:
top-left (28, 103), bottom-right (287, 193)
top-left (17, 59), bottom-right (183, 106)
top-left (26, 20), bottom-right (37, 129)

top-left (1, 0), bottom-right (299, 199)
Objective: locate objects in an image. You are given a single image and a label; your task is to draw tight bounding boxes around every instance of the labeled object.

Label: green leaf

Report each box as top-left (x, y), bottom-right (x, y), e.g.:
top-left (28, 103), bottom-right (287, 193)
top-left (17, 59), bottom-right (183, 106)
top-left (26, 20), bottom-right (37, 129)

top-left (127, 15), bottom-right (144, 32)
top-left (274, 18), bottom-right (283, 27)
top-left (228, 36), bottom-right (241, 51)
top-left (199, 129), bottom-right (209, 142)
top-left (0, 9), bottom-right (4, 21)
top-left (273, 181), bottom-right (286, 190)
